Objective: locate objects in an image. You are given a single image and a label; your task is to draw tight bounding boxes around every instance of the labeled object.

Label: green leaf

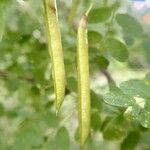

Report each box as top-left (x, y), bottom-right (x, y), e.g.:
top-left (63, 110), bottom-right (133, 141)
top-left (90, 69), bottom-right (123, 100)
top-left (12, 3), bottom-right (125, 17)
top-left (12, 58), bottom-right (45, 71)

top-left (103, 124), bottom-right (126, 140)
top-left (88, 30), bottom-right (102, 45)
top-left (91, 90), bottom-right (102, 111)
top-left (141, 130), bottom-right (150, 148)
top-left (89, 53), bottom-right (109, 73)
top-left (12, 119), bottom-right (44, 150)
top-left (142, 38), bottom-right (150, 51)
top-left (64, 59), bottom-right (76, 75)
top-left (74, 127), bottom-right (79, 142)
top-left (91, 111), bottom-right (101, 131)
top-left (40, 111), bottom-right (59, 128)
top-left (0, 103), bottom-right (5, 116)
top-left (33, 63), bottom-right (47, 85)
top-left (145, 72), bottom-right (150, 82)
top-left (102, 114), bottom-right (127, 140)
top-left (0, 130), bottom-right (7, 150)
top-left (88, 7), bottom-right (112, 23)
top-left (0, 0), bottom-right (10, 5)
top-left (123, 34), bottom-right (134, 46)
top-left (124, 104), bottom-right (141, 121)
top-left (6, 109), bottom-right (19, 118)
top-left (89, 47), bottom-right (100, 61)
top-left (95, 55), bottom-right (109, 70)
top-left (119, 74), bottom-right (150, 127)
top-left (0, 8), bottom-right (4, 41)
top-left (121, 131), bottom-right (140, 150)
top-left (5, 79), bottom-right (20, 91)
top-left (139, 100), bottom-right (150, 128)
top-left (105, 38), bottom-right (129, 62)
top-left (142, 38), bottom-right (150, 62)
top-left (120, 79), bottom-right (150, 99)
top-left (42, 139), bottom-right (55, 150)
top-left (111, 1), bottom-right (120, 11)
top-left (67, 76), bottom-right (77, 92)
top-left (30, 85), bottom-right (40, 96)
top-left (116, 13), bottom-right (143, 37)
top-left (103, 87), bottom-right (135, 107)
top-left (55, 127), bottom-right (70, 150)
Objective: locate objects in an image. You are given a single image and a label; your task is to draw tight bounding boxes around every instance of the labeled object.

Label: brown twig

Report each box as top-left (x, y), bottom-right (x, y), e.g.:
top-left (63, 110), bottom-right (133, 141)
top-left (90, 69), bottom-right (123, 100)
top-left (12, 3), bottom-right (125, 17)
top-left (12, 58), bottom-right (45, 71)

top-left (0, 70), bottom-right (8, 79)
top-left (102, 70), bottom-right (116, 87)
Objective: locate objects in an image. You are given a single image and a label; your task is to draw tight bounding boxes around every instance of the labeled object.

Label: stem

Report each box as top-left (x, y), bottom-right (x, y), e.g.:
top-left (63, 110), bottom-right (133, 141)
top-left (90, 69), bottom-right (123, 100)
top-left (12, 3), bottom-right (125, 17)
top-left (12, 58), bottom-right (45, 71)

top-left (102, 70), bottom-right (116, 87)
top-left (85, 3), bottom-right (93, 16)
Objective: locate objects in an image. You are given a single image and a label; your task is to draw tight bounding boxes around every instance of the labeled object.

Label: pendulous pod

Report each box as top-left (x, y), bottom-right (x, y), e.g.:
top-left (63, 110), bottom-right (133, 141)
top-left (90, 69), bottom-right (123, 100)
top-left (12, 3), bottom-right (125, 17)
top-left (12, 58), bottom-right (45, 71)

top-left (43, 0), bottom-right (66, 113)
top-left (77, 15), bottom-right (91, 148)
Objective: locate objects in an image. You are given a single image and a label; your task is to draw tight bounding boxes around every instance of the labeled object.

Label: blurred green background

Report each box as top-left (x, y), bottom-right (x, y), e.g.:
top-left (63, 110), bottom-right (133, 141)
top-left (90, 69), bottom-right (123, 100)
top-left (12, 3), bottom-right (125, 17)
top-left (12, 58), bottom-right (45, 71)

top-left (0, 0), bottom-right (150, 149)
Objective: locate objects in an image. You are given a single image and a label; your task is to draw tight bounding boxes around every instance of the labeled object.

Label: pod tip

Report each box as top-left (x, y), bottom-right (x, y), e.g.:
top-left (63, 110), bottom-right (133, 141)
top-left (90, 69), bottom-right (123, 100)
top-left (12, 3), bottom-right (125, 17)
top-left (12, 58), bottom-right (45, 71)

top-left (79, 15), bottom-right (87, 28)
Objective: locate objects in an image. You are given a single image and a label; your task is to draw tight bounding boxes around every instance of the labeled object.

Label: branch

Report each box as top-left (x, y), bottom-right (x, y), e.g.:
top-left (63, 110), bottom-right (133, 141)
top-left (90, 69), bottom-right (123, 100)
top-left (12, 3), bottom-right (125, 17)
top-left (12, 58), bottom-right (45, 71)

top-left (101, 70), bottom-right (116, 87)
top-left (0, 70), bottom-right (8, 79)
top-left (0, 70), bottom-right (35, 84)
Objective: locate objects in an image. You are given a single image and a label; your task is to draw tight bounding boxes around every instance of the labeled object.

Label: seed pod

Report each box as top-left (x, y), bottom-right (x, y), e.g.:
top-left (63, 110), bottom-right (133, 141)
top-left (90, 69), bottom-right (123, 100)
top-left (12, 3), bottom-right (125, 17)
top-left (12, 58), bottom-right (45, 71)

top-left (77, 15), bottom-right (91, 147)
top-left (43, 0), bottom-right (66, 113)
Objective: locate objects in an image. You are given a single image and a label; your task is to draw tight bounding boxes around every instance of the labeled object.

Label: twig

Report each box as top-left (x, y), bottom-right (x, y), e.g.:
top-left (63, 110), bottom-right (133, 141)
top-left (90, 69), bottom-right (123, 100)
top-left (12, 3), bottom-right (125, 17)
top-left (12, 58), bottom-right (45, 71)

top-left (0, 70), bottom-right (35, 84)
top-left (102, 70), bottom-right (116, 87)
top-left (0, 70), bottom-right (8, 79)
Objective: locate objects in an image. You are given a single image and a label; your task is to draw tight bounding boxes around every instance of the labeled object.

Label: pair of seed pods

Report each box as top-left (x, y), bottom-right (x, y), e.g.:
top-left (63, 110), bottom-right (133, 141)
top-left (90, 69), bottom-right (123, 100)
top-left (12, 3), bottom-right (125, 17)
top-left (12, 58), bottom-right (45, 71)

top-left (44, 0), bottom-right (90, 147)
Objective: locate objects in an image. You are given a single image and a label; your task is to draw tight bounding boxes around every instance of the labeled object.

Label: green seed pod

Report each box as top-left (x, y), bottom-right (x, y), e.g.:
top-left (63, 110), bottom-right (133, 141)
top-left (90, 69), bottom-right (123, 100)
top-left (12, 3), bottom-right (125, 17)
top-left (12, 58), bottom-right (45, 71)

top-left (43, 0), bottom-right (66, 114)
top-left (77, 15), bottom-right (91, 148)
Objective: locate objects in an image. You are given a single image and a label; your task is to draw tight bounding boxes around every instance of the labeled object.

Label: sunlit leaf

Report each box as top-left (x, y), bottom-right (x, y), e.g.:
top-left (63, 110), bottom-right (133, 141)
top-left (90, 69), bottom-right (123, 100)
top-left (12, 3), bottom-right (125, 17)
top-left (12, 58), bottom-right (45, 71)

top-left (120, 79), bottom-right (150, 99)
top-left (103, 87), bottom-right (135, 107)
